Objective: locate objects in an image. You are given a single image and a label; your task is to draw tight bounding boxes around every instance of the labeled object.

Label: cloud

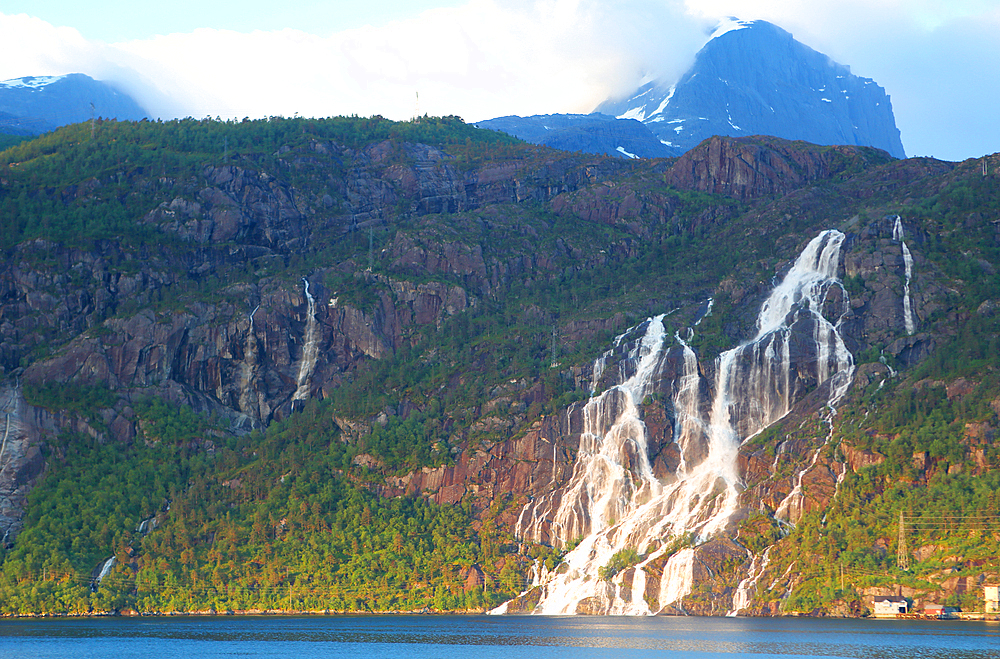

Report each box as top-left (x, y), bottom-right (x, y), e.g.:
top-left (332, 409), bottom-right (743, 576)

top-left (2, 1), bottom-right (999, 160)
top-left (110, 0), bottom-right (707, 122)
top-left (2, 2), bottom-right (706, 122)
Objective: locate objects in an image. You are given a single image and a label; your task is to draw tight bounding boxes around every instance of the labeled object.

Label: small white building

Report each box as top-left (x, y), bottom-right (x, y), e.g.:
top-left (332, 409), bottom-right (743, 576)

top-left (985, 586), bottom-right (1000, 614)
top-left (872, 595), bottom-right (909, 617)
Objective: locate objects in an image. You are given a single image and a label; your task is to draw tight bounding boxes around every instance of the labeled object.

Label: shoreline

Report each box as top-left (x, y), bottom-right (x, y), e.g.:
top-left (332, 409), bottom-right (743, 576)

top-left (4, 609), bottom-right (999, 621)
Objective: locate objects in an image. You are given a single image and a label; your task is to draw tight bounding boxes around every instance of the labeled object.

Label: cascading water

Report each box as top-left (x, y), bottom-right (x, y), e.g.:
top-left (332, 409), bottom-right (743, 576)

top-left (292, 279), bottom-right (319, 403)
top-left (892, 216), bottom-right (916, 335)
top-left (503, 230), bottom-right (854, 616)
top-left (729, 546), bottom-right (773, 616)
top-left (0, 382), bottom-right (22, 476)
top-left (239, 305), bottom-right (261, 417)
top-left (93, 556), bottom-right (115, 589)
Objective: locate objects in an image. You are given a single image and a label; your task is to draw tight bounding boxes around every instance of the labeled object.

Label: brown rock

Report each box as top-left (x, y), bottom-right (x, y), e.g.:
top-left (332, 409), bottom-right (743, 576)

top-left (841, 443), bottom-right (886, 472)
top-left (947, 378), bottom-right (975, 400)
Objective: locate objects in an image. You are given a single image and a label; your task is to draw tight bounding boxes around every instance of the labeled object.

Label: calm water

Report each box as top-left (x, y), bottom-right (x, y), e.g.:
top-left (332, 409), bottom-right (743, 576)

top-left (1, 615), bottom-right (998, 659)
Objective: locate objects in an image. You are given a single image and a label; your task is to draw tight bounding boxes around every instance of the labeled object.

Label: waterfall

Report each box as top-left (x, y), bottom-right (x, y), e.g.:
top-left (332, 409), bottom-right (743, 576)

top-left (292, 279), bottom-right (319, 403)
top-left (93, 556), bottom-right (115, 590)
top-left (503, 230), bottom-right (854, 615)
top-left (0, 408), bottom-right (10, 472)
top-left (238, 305), bottom-right (261, 417)
top-left (729, 546), bottom-right (773, 616)
top-left (892, 216), bottom-right (916, 335)
top-left (0, 382), bottom-right (22, 476)
top-left (694, 298), bottom-right (714, 326)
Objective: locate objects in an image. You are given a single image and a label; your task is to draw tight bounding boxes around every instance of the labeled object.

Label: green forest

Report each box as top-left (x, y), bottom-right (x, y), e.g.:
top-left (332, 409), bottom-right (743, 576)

top-left (1, 389), bottom-right (561, 614)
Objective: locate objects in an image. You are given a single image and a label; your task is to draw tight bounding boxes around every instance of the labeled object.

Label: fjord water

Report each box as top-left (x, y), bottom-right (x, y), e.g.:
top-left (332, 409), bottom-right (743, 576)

top-left (1, 615), bottom-right (998, 658)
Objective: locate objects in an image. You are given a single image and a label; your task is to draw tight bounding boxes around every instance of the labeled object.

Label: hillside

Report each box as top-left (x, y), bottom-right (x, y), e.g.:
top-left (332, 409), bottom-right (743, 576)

top-left (0, 116), bottom-right (998, 616)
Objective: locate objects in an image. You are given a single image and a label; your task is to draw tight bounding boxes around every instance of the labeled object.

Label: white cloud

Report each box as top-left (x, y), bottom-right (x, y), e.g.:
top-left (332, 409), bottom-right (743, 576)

top-left (2, 2), bottom-right (706, 122)
top-left (2, 1), bottom-right (999, 160)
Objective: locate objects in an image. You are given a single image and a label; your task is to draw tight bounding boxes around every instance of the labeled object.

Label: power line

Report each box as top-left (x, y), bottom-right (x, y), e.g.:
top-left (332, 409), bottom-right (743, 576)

top-left (897, 511), bottom-right (909, 571)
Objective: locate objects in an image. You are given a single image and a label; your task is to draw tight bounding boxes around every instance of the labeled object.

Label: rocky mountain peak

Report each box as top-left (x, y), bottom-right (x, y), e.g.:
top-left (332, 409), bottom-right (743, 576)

top-left (596, 19), bottom-right (906, 158)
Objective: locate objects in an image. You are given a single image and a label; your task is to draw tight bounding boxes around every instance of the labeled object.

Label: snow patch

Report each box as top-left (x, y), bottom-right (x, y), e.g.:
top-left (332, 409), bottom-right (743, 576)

top-left (0, 75), bottom-right (65, 89)
top-left (616, 146), bottom-right (638, 159)
top-left (649, 86), bottom-right (676, 118)
top-left (709, 17), bottom-right (754, 42)
top-left (619, 106), bottom-right (645, 122)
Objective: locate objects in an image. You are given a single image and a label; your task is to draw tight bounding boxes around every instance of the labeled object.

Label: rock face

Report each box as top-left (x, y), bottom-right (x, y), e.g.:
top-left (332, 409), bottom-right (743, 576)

top-left (0, 384), bottom-right (81, 542)
top-left (663, 135), bottom-right (890, 201)
top-left (0, 74), bottom-right (148, 135)
top-left (597, 20), bottom-right (906, 158)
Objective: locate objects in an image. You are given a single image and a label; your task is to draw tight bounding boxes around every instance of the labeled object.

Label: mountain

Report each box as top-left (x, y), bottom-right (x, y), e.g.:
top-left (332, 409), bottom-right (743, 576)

top-left (475, 113), bottom-right (674, 159)
top-left (0, 73), bottom-right (148, 135)
top-left (0, 117), bottom-right (998, 617)
top-left (597, 19), bottom-right (906, 158)
top-left (481, 20), bottom-right (907, 161)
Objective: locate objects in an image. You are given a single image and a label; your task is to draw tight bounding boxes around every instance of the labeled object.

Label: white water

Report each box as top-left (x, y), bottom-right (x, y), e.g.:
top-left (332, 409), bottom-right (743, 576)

top-left (0, 409), bottom-right (10, 471)
top-left (506, 230), bottom-right (854, 615)
top-left (239, 305), bottom-right (261, 416)
top-left (729, 546), bottom-right (773, 616)
top-left (292, 279), bottom-right (319, 403)
top-left (96, 556), bottom-right (115, 584)
top-left (774, 445), bottom-right (822, 524)
top-left (0, 382), bottom-right (22, 476)
top-left (694, 298), bottom-right (714, 326)
top-left (892, 216), bottom-right (916, 335)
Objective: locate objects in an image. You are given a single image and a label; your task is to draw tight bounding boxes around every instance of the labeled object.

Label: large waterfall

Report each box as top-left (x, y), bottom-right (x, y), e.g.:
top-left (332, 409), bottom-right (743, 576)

top-left (501, 230), bottom-right (854, 615)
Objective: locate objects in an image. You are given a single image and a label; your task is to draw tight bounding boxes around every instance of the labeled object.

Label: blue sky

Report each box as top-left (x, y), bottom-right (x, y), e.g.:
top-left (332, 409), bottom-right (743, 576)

top-left (1, 0), bottom-right (999, 161)
top-left (0, 1), bottom-right (466, 41)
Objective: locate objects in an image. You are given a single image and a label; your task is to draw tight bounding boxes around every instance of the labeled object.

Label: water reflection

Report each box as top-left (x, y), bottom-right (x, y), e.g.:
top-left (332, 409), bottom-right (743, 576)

top-left (1, 616), bottom-right (998, 659)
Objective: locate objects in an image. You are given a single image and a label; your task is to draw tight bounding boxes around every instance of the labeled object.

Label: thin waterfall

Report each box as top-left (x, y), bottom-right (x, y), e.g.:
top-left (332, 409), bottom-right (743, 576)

top-left (0, 382), bottom-right (21, 476)
top-left (292, 279), bottom-right (319, 403)
top-left (239, 305), bottom-right (260, 416)
top-left (501, 230), bottom-right (854, 615)
top-left (729, 546), bottom-right (773, 616)
top-left (93, 556), bottom-right (115, 589)
top-left (892, 216), bottom-right (916, 335)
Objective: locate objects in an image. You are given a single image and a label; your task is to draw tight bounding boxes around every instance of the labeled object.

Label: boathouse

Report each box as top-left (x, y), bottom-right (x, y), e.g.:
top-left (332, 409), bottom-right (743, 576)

top-left (872, 596), bottom-right (909, 617)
